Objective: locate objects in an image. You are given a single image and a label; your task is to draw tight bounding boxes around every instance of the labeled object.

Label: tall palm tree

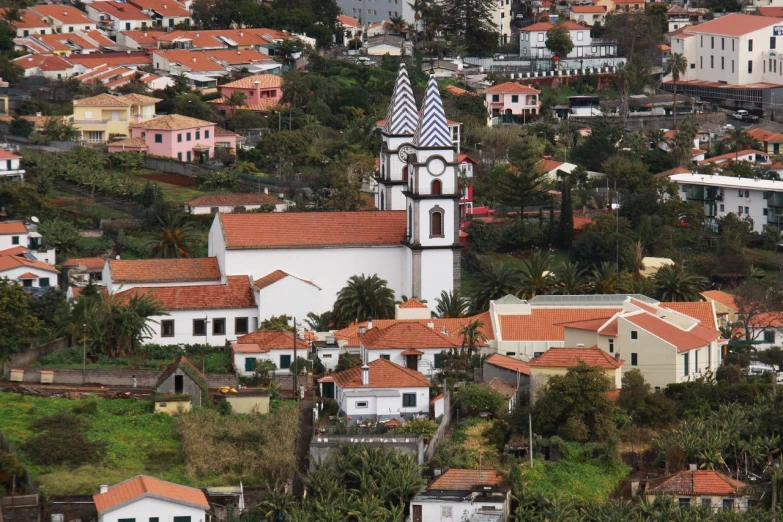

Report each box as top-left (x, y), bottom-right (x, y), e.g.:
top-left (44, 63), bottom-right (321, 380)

top-left (471, 260), bottom-right (522, 312)
top-left (670, 53), bottom-right (688, 129)
top-left (86, 291), bottom-right (166, 357)
top-left (332, 274), bottom-right (396, 327)
top-left (519, 250), bottom-right (554, 298)
top-left (147, 212), bottom-right (204, 258)
top-left (388, 14), bottom-right (407, 34)
top-left (554, 261), bottom-right (588, 295)
top-left (281, 71), bottom-right (308, 108)
top-left (225, 90), bottom-right (247, 114)
top-left (645, 128), bottom-right (665, 150)
top-left (435, 289), bottom-right (469, 318)
top-left (730, 126), bottom-right (757, 162)
top-left (458, 319), bottom-right (488, 359)
top-left (305, 311), bottom-right (333, 332)
top-left (651, 264), bottom-right (707, 302)
top-left (590, 262), bottom-right (618, 294)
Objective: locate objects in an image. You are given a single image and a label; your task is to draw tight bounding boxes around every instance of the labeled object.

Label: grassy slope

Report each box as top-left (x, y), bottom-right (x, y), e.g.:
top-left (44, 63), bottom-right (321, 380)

top-left (522, 455), bottom-right (629, 503)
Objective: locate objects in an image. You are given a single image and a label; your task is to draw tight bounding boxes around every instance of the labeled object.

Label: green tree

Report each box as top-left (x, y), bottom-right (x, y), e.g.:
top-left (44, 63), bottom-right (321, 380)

top-left (651, 264), bottom-right (706, 302)
top-left (38, 218), bottom-right (80, 255)
top-left (332, 274), bottom-right (396, 327)
top-left (305, 311), bottom-right (333, 331)
top-left (471, 260), bottom-right (521, 312)
top-left (441, 0), bottom-right (499, 55)
top-left (590, 261), bottom-right (618, 294)
top-left (435, 289), bottom-right (469, 318)
top-left (146, 212), bottom-right (204, 258)
top-left (173, 94), bottom-right (215, 121)
top-left (533, 362), bottom-right (617, 442)
top-left (225, 90), bottom-right (247, 113)
top-left (557, 168), bottom-right (574, 249)
top-left (555, 261), bottom-right (588, 295)
top-left (458, 319), bottom-right (488, 358)
top-left (0, 279), bottom-right (44, 358)
top-left (84, 290), bottom-right (166, 357)
top-left (322, 152), bottom-right (375, 211)
top-left (669, 52), bottom-right (688, 129)
top-left (519, 250), bottom-right (554, 298)
top-left (496, 135), bottom-right (544, 214)
top-left (456, 384), bottom-right (504, 413)
top-left (545, 23), bottom-right (574, 57)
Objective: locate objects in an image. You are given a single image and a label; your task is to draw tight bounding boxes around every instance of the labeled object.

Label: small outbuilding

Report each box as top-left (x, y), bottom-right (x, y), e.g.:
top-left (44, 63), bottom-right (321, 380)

top-left (93, 475), bottom-right (209, 522)
top-left (155, 355), bottom-right (209, 408)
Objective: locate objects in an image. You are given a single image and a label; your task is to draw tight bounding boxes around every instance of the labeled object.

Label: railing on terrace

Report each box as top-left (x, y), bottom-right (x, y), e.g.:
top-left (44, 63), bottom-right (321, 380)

top-left (71, 119), bottom-right (128, 124)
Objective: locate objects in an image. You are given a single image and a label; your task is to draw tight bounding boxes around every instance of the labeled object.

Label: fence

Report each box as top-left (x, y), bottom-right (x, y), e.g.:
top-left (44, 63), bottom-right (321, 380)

top-left (52, 179), bottom-right (146, 219)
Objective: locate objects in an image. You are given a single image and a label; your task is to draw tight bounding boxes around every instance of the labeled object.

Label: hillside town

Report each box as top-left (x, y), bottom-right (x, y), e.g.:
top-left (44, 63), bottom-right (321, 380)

top-left (3, 0), bottom-right (783, 521)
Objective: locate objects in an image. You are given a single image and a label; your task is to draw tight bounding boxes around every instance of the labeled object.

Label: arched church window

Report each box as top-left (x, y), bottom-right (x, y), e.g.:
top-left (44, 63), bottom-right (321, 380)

top-left (430, 209), bottom-right (443, 238)
top-left (380, 190), bottom-right (385, 210)
top-left (431, 179), bottom-right (442, 195)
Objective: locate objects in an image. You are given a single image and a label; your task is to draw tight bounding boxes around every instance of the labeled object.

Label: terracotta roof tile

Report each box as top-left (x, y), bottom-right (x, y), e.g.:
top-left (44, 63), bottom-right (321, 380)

top-left (606, 389), bottom-right (620, 401)
top-left (484, 353), bottom-right (530, 375)
top-left (30, 5), bottom-right (92, 24)
top-left (221, 74), bottom-right (283, 89)
top-left (109, 137), bottom-right (147, 149)
top-left (335, 312), bottom-right (494, 346)
top-left (698, 149), bottom-right (766, 165)
top-left (399, 298), bottom-right (428, 309)
top-left (661, 301), bottom-right (717, 328)
top-left (0, 255), bottom-right (58, 274)
top-left (557, 316), bottom-right (615, 332)
top-left (702, 290), bottom-right (738, 312)
top-left (499, 308), bottom-right (622, 341)
top-left (384, 417), bottom-right (402, 427)
top-left (253, 269), bottom-right (319, 290)
top-left (14, 54), bottom-right (73, 72)
top-left (62, 257), bottom-right (105, 270)
top-left (570, 5), bottom-right (606, 12)
top-left (401, 348), bottom-right (425, 355)
top-left (115, 275), bottom-right (254, 310)
top-left (90, 1), bottom-right (149, 20)
top-left (758, 6), bottom-right (783, 17)
top-left (655, 166), bottom-right (691, 178)
top-left (67, 52), bottom-right (152, 68)
top-left (630, 297), bottom-right (659, 314)
top-left (646, 470), bottom-right (745, 496)
top-left (429, 469), bottom-right (503, 491)
top-left (0, 222), bottom-right (27, 235)
top-left (529, 347), bottom-right (622, 369)
top-left (520, 21), bottom-right (587, 31)
top-left (126, 0), bottom-right (190, 17)
top-left (219, 211), bottom-right (406, 249)
top-left (624, 312), bottom-right (718, 352)
top-left (17, 272), bottom-right (38, 279)
top-left (232, 330), bottom-right (302, 353)
top-left (330, 358), bottom-right (429, 389)
top-left (535, 158), bottom-right (565, 172)
top-left (74, 93), bottom-right (134, 107)
top-left (110, 258), bottom-right (221, 284)
top-left (93, 475), bottom-right (209, 514)
top-left (479, 377), bottom-right (517, 398)
top-left (337, 14), bottom-right (360, 27)
top-left (121, 93), bottom-right (162, 105)
top-left (361, 322), bottom-right (460, 350)
top-left (119, 30), bottom-right (166, 45)
top-left (130, 114), bottom-right (214, 131)
top-left (1, 9), bottom-right (47, 29)
top-left (485, 81), bottom-right (540, 94)
top-left (683, 13), bottom-right (779, 37)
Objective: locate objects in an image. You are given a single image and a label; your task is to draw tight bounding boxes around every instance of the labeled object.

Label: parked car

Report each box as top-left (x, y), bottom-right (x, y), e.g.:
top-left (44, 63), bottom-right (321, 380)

top-left (733, 110), bottom-right (748, 120)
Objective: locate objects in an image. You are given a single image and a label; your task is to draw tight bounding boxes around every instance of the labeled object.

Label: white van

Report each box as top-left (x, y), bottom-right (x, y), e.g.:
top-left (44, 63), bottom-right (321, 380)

top-left (733, 110), bottom-right (748, 120)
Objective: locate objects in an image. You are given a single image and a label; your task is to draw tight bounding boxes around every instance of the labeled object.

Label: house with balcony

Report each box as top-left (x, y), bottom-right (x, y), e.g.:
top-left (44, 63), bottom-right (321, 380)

top-left (747, 127), bottom-right (783, 154)
top-left (519, 21), bottom-right (619, 60)
top-left (28, 5), bottom-right (94, 33)
top-left (209, 74), bottom-right (284, 117)
top-left (0, 149), bottom-right (25, 181)
top-left (85, 1), bottom-right (153, 36)
top-left (569, 5), bottom-right (608, 25)
top-left (125, 0), bottom-right (191, 29)
top-left (484, 81), bottom-right (541, 125)
top-left (70, 92), bottom-right (160, 143)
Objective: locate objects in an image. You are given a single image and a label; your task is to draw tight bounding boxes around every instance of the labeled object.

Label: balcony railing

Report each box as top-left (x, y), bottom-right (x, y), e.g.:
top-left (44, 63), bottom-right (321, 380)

top-left (72, 119), bottom-right (128, 124)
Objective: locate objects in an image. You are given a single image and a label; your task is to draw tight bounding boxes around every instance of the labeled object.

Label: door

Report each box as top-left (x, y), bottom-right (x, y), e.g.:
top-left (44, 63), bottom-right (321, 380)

top-left (412, 505), bottom-right (422, 522)
top-left (322, 382), bottom-right (334, 399)
top-left (175, 375), bottom-right (184, 394)
top-left (406, 355), bottom-right (417, 371)
top-left (775, 143), bottom-right (780, 154)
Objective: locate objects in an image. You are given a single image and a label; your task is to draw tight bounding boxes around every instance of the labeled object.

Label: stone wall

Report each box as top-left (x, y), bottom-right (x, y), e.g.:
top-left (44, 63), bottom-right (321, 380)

top-left (10, 367), bottom-right (237, 389)
top-left (2, 337), bottom-right (68, 379)
top-left (309, 435), bottom-right (425, 468)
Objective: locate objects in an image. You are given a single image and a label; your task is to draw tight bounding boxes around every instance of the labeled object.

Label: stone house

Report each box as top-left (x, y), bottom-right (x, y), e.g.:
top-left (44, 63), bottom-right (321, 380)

top-left (155, 355), bottom-right (208, 407)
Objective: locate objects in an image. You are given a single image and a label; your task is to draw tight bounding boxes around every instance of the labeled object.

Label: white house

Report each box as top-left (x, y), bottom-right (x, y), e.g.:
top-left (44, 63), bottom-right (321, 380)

top-left (93, 475), bottom-right (209, 522)
top-left (409, 469), bottom-right (510, 522)
top-left (0, 149), bottom-right (24, 181)
top-left (569, 5), bottom-right (608, 26)
top-left (184, 192), bottom-right (291, 215)
top-left (484, 81), bottom-right (541, 125)
top-left (85, 1), bottom-right (153, 35)
top-left (698, 149), bottom-right (769, 167)
top-left (0, 221), bottom-right (55, 265)
top-left (28, 5), bottom-right (95, 33)
top-left (232, 329), bottom-right (310, 376)
top-left (519, 21), bottom-right (618, 60)
top-left (114, 275), bottom-right (259, 346)
top-left (253, 269), bottom-right (321, 323)
top-left (0, 252), bottom-right (58, 289)
top-left (535, 157), bottom-right (578, 180)
top-left (319, 358), bottom-right (430, 423)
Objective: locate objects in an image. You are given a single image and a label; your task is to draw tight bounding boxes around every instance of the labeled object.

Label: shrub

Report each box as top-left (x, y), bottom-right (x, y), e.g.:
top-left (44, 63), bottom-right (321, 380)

top-left (23, 413), bottom-right (106, 466)
top-left (456, 385), bottom-right (504, 414)
top-left (396, 418), bottom-right (438, 441)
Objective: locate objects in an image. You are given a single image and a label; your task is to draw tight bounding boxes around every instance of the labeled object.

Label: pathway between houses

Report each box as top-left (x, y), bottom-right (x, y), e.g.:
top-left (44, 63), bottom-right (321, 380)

top-left (292, 399), bottom-right (314, 498)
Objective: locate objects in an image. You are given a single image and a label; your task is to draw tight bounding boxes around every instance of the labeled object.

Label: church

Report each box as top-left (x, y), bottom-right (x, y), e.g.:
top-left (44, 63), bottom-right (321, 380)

top-left (106, 64), bottom-right (462, 344)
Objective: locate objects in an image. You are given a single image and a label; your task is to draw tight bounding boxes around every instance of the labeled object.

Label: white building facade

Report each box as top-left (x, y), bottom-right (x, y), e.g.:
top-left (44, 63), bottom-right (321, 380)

top-left (93, 475), bottom-right (209, 522)
top-left (519, 21), bottom-right (618, 59)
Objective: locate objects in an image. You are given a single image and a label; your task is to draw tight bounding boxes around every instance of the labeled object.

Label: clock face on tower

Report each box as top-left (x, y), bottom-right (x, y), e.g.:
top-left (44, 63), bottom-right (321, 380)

top-left (398, 145), bottom-right (415, 161)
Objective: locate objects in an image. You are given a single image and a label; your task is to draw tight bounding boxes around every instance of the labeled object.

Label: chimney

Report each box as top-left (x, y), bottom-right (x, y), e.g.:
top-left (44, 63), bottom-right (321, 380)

top-left (367, 318), bottom-right (373, 330)
top-left (144, 31), bottom-right (147, 37)
top-left (688, 464), bottom-right (698, 471)
top-left (263, 187), bottom-right (269, 194)
top-left (427, 320), bottom-right (434, 329)
top-left (614, 353), bottom-right (620, 361)
top-left (99, 485), bottom-right (109, 494)
top-left (358, 325), bottom-right (366, 336)
top-left (240, 31), bottom-right (244, 36)
top-left (361, 364), bottom-right (369, 385)
top-left (192, 57), bottom-right (196, 62)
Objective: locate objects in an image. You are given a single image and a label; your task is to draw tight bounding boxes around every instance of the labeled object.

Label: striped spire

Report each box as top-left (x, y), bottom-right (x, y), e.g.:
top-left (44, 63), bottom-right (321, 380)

top-left (383, 63), bottom-right (418, 136)
top-left (413, 75), bottom-right (451, 148)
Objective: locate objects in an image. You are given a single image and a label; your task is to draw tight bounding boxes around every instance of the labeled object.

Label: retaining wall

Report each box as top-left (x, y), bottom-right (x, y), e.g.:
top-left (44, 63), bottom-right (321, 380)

top-left (309, 435), bottom-right (425, 468)
top-left (2, 338), bottom-right (68, 379)
top-left (9, 367), bottom-right (237, 389)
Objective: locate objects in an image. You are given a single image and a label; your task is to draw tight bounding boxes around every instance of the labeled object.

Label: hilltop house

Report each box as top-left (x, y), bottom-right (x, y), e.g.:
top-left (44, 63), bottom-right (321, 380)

top-left (232, 329), bottom-right (310, 376)
top-left (0, 149), bottom-right (24, 181)
top-left (644, 470), bottom-right (749, 511)
top-left (528, 347), bottom-right (623, 401)
top-left (93, 475), bottom-right (209, 522)
top-left (484, 82), bottom-right (540, 126)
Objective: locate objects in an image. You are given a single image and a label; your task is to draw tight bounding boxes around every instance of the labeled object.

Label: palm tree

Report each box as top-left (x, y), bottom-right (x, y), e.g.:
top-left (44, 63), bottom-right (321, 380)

top-left (85, 290), bottom-right (166, 357)
top-left (652, 264), bottom-right (707, 302)
top-left (458, 319), bottom-right (488, 359)
top-left (232, 160), bottom-right (259, 174)
top-left (146, 212), bottom-right (204, 258)
top-left (590, 262), bottom-right (618, 294)
top-left (225, 90), bottom-right (247, 114)
top-left (332, 274), bottom-right (396, 327)
top-left (519, 250), bottom-right (554, 298)
top-left (645, 128), bottom-right (665, 150)
top-left (554, 261), bottom-right (588, 295)
top-left (471, 260), bottom-right (522, 312)
top-left (435, 289), bottom-right (469, 318)
top-left (670, 53), bottom-right (688, 129)
top-left (730, 126), bottom-right (757, 162)
top-left (305, 311), bottom-right (333, 331)
top-left (281, 71), bottom-right (308, 108)
top-left (388, 14), bottom-right (407, 34)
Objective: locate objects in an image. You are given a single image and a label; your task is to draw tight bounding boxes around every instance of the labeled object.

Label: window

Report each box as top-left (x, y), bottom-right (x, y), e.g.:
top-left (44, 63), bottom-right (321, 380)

top-left (235, 317), bottom-right (249, 334)
top-left (710, 55), bottom-right (714, 69)
top-left (749, 60), bottom-right (753, 73)
top-left (679, 498), bottom-right (691, 507)
top-left (720, 204), bottom-right (725, 212)
top-left (710, 36), bottom-right (714, 49)
top-left (381, 354), bottom-right (390, 360)
top-left (193, 319), bottom-right (206, 336)
top-left (700, 499), bottom-right (712, 509)
top-left (402, 393), bottom-right (417, 407)
top-left (11, 236), bottom-right (19, 245)
top-left (177, 152), bottom-right (183, 161)
top-left (764, 330), bottom-right (776, 343)
top-left (186, 132), bottom-right (192, 141)
top-left (654, 386), bottom-right (661, 392)
top-left (161, 320), bottom-right (174, 337)
top-left (205, 130), bottom-right (210, 139)
top-left (196, 130), bottom-right (201, 139)
top-left (700, 56), bottom-right (703, 69)
top-left (538, 33), bottom-right (544, 42)
top-left (322, 353), bottom-right (332, 359)
top-left (434, 353), bottom-right (442, 369)
top-left (608, 339), bottom-right (614, 353)
top-left (150, 519), bottom-right (160, 522)
top-left (492, 94), bottom-right (500, 102)
top-left (733, 39), bottom-right (735, 51)
top-left (430, 210), bottom-right (443, 237)
top-left (431, 179), bottom-right (442, 195)
top-left (749, 39), bottom-right (753, 52)
top-left (244, 357), bottom-right (256, 372)
top-left (22, 279), bottom-right (32, 288)
top-left (695, 350), bottom-right (698, 370)
top-left (746, 206), bottom-right (749, 214)
top-left (764, 208), bottom-right (769, 216)
top-left (631, 331), bottom-right (638, 340)
top-left (738, 206), bottom-right (743, 215)
top-left (355, 401), bottom-right (368, 408)
top-left (118, 519), bottom-right (136, 522)
top-left (441, 507), bottom-right (453, 517)
top-left (721, 56), bottom-right (724, 70)
top-left (154, 134), bottom-right (162, 143)
top-left (173, 518), bottom-right (191, 522)
top-left (511, 95), bottom-right (519, 103)
top-left (280, 354), bottom-right (291, 369)
top-left (721, 38), bottom-right (725, 50)
top-left (722, 499), bottom-right (735, 509)
top-left (212, 318), bottom-right (226, 335)
top-left (631, 353), bottom-right (638, 366)
top-left (732, 60), bottom-right (734, 73)
top-left (177, 133), bottom-right (182, 142)
top-left (700, 36), bottom-right (703, 47)
top-left (577, 31), bottom-right (583, 41)
top-left (683, 353), bottom-right (689, 376)
top-left (773, 37), bottom-right (777, 50)
top-left (186, 151), bottom-right (192, 162)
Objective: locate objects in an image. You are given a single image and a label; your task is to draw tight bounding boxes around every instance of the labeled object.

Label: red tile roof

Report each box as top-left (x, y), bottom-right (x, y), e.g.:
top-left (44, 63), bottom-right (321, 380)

top-left (337, 14), bottom-right (361, 27)
top-left (624, 312), bottom-right (718, 352)
top-left (529, 347), bottom-right (622, 369)
top-left (361, 322), bottom-right (460, 350)
top-left (232, 330), bottom-right (302, 352)
top-left (93, 475), bottom-right (209, 514)
top-left (655, 166), bottom-right (691, 178)
top-left (115, 276), bottom-right (255, 311)
top-left (485, 81), bottom-right (540, 94)
top-left (758, 6), bottom-right (783, 17)
top-left (1, 9), bottom-right (47, 28)
top-left (572, 215), bottom-right (594, 230)
top-left (14, 54), bottom-right (73, 72)
top-left (499, 308), bottom-right (622, 341)
top-left (401, 348), bottom-right (425, 356)
top-left (17, 272), bottom-right (38, 279)
top-left (0, 150), bottom-right (21, 161)
top-left (535, 158), bottom-right (565, 172)
top-left (484, 353), bottom-right (530, 375)
top-left (399, 298), bottom-right (428, 309)
top-left (646, 470), bottom-right (745, 496)
top-left (570, 5), bottom-right (606, 12)
top-left (89, 1), bottom-right (149, 20)
top-left (126, 0), bottom-right (190, 17)
top-left (558, 316), bottom-right (615, 331)
top-left (0, 255), bottom-right (58, 274)
top-left (335, 312), bottom-right (495, 346)
top-left (661, 301), bottom-right (717, 329)
top-left (30, 5), bottom-right (92, 24)
top-left (458, 153), bottom-right (479, 165)
top-left (62, 257), bottom-right (105, 271)
top-left (330, 358), bottom-right (429, 389)
top-left (220, 73), bottom-right (282, 89)
top-left (429, 469), bottom-right (503, 491)
top-left (748, 127), bottom-right (783, 142)
top-left (109, 258), bottom-right (221, 284)
top-left (683, 13), bottom-right (780, 37)
top-left (698, 149), bottom-right (766, 165)
top-left (67, 52), bottom-right (151, 68)
top-left (702, 290), bottom-right (738, 312)
top-left (606, 389), bottom-right (620, 401)
top-left (0, 222), bottom-right (27, 235)
top-left (186, 192), bottom-right (280, 207)
top-left (120, 30), bottom-right (166, 45)
top-left (253, 269), bottom-right (319, 290)
top-left (219, 211), bottom-right (407, 249)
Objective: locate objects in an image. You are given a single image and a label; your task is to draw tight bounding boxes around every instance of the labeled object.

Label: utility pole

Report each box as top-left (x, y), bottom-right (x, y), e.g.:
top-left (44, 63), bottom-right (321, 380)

top-left (528, 412), bottom-right (534, 469)
top-left (82, 319), bottom-right (87, 384)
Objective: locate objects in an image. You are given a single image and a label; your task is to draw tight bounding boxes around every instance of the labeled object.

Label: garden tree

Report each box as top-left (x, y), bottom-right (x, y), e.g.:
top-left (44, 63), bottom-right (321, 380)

top-left (571, 214), bottom-right (635, 270)
top-left (0, 279), bottom-right (43, 358)
top-left (387, 14), bottom-right (407, 34)
top-left (260, 315), bottom-right (293, 330)
top-left (9, 116), bottom-right (34, 137)
top-left (456, 384), bottom-right (504, 414)
top-left (281, 71), bottom-right (309, 108)
top-left (717, 213), bottom-right (753, 255)
top-left (331, 274), bottom-right (396, 327)
top-left (305, 311), bottom-right (333, 331)
top-left (602, 154), bottom-right (658, 199)
top-left (555, 261), bottom-right (589, 295)
top-left (590, 262), bottom-right (619, 294)
top-left (618, 369), bottom-right (676, 427)
top-left (534, 363), bottom-right (617, 442)
top-left (733, 279), bottom-right (783, 341)
top-left (172, 93), bottom-right (215, 121)
top-left (519, 250), bottom-right (555, 298)
top-left (729, 127), bottom-right (759, 161)
top-left (545, 23), bottom-right (574, 57)
top-left (322, 152), bottom-right (376, 211)
top-left (651, 264), bottom-right (707, 302)
top-left (38, 218), bottom-right (80, 254)
top-left (605, 11), bottom-right (664, 81)
top-left (441, 0), bottom-right (499, 55)
top-left (225, 90), bottom-right (247, 113)
top-left (472, 260), bottom-right (521, 312)
top-left (614, 62), bottom-right (636, 128)
top-left (496, 134), bottom-right (545, 214)
top-left (435, 289), bottom-right (469, 318)
top-left (146, 211), bottom-right (205, 258)
top-left (458, 319), bottom-right (488, 358)
top-left (82, 290), bottom-right (166, 357)
top-left (572, 117), bottom-right (623, 171)
top-left (669, 52), bottom-right (688, 129)
top-left (557, 168), bottom-right (575, 249)
top-left (228, 110), bottom-right (266, 132)
top-left (27, 288), bottom-right (72, 337)
top-left (39, 117), bottom-right (78, 142)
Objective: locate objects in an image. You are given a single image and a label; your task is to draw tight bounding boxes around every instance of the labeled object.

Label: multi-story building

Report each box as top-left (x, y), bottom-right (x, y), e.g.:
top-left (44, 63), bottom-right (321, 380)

top-left (492, 0), bottom-right (513, 46)
top-left (569, 5), bottom-right (608, 26)
top-left (0, 149), bottom-right (25, 182)
top-left (484, 81), bottom-right (541, 125)
top-left (1, 9), bottom-right (50, 37)
top-left (70, 93), bottom-right (160, 144)
top-left (336, 0), bottom-right (415, 25)
top-left (125, 0), bottom-right (191, 29)
top-left (209, 74), bottom-right (283, 117)
top-left (85, 1), bottom-right (153, 36)
top-left (28, 5), bottom-right (94, 33)
top-left (670, 172), bottom-right (783, 233)
top-left (519, 21), bottom-right (618, 59)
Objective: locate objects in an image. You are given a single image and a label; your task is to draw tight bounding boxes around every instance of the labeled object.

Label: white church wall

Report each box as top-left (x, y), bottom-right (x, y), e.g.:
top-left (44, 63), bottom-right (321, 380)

top-left (257, 276), bottom-right (321, 321)
top-left (420, 249), bottom-right (455, 306)
top-left (208, 216), bottom-right (227, 278)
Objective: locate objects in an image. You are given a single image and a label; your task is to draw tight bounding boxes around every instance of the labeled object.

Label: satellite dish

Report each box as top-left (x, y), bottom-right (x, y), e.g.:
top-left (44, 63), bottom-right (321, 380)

top-left (30, 216), bottom-right (39, 223)
top-left (115, 255), bottom-right (121, 260)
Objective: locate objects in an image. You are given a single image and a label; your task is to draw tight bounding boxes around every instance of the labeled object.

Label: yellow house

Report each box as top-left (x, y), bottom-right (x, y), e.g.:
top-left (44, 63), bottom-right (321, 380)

top-left (701, 290), bottom-right (737, 326)
top-left (70, 92), bottom-right (160, 143)
top-left (528, 347), bottom-right (623, 402)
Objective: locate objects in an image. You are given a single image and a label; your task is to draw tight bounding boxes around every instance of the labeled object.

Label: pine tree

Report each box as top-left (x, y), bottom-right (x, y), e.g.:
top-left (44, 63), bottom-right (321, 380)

top-left (497, 135), bottom-right (544, 215)
top-left (558, 169), bottom-right (574, 249)
top-left (441, 0), bottom-right (500, 55)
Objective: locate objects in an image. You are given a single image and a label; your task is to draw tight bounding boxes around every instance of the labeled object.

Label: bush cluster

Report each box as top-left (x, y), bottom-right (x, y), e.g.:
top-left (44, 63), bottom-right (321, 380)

top-left (22, 413), bottom-right (106, 467)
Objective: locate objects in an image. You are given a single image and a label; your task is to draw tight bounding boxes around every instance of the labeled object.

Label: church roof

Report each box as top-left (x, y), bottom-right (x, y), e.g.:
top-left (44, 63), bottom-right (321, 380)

top-left (413, 75), bottom-right (451, 148)
top-left (382, 63), bottom-right (418, 136)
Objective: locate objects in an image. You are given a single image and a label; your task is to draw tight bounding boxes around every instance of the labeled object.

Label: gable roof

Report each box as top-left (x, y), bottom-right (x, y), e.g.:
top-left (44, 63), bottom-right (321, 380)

top-left (74, 93), bottom-right (134, 107)
top-left (1, 9), bottom-right (47, 28)
top-left (218, 211), bottom-right (407, 249)
top-left (521, 21), bottom-right (586, 31)
top-left (30, 5), bottom-right (92, 24)
top-left (698, 149), bottom-right (766, 165)
top-left (89, 1), bottom-right (149, 20)
top-left (529, 347), bottom-right (623, 369)
top-left (399, 298), bottom-right (428, 309)
top-left (13, 53), bottom-right (73, 72)
top-left (429, 469), bottom-right (503, 491)
top-left (683, 13), bottom-right (780, 37)
top-left (660, 301), bottom-right (717, 329)
top-left (109, 258), bottom-right (221, 284)
top-left (499, 308), bottom-right (623, 341)
top-left (485, 81), bottom-right (541, 95)
top-left (702, 290), bottom-right (738, 312)
top-left (360, 322), bottom-right (460, 350)
top-left (154, 355), bottom-right (207, 390)
top-left (130, 113), bottom-right (214, 131)
top-left (67, 51), bottom-right (152, 68)
top-left (127, 0), bottom-right (190, 17)
top-left (253, 269), bottom-right (319, 291)
top-left (93, 475), bottom-right (209, 514)
top-left (115, 276), bottom-right (255, 310)
top-left (484, 353), bottom-right (530, 375)
top-left (220, 73), bottom-right (282, 89)
top-left (232, 329), bottom-right (301, 353)
top-left (0, 222), bottom-right (27, 235)
top-left (330, 357), bottom-right (429, 389)
top-left (646, 470), bottom-right (745, 496)
top-left (0, 254), bottom-right (58, 275)
top-left (570, 5), bottom-right (606, 12)
top-left (334, 312), bottom-right (495, 347)
top-left (747, 127), bottom-right (783, 142)
top-left (62, 257), bottom-right (105, 271)
top-left (623, 311), bottom-right (718, 352)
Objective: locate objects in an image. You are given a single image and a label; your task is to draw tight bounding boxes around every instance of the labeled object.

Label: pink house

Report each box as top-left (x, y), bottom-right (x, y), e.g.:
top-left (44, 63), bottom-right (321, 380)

top-left (209, 74), bottom-right (284, 118)
top-left (484, 82), bottom-right (541, 126)
top-left (108, 114), bottom-right (237, 162)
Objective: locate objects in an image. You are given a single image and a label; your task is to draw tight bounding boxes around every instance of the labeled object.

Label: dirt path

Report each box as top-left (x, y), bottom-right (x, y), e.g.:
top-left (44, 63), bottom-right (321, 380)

top-left (292, 399), bottom-right (314, 497)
